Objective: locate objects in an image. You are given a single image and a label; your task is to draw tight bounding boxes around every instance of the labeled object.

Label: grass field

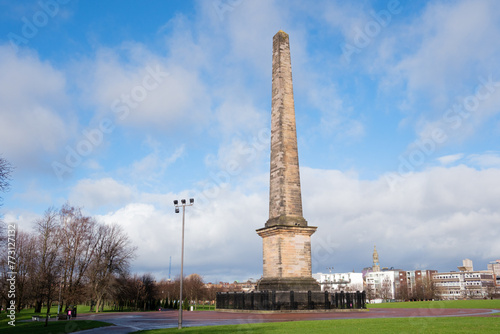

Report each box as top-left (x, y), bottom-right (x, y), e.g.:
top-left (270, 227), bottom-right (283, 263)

top-left (135, 317), bottom-right (500, 333)
top-left (191, 304), bottom-right (216, 311)
top-left (136, 299), bottom-right (500, 333)
top-left (367, 299), bottom-right (500, 309)
top-left (0, 305), bottom-right (114, 333)
top-left (1, 300), bottom-right (498, 333)
top-left (0, 319), bottom-right (112, 334)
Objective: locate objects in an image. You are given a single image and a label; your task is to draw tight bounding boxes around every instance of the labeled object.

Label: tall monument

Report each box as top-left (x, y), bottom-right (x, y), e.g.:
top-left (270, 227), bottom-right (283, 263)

top-left (256, 30), bottom-right (319, 291)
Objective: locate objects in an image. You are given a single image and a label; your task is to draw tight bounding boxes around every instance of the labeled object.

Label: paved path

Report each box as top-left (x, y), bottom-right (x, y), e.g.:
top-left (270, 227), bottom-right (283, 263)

top-left (74, 308), bottom-right (500, 333)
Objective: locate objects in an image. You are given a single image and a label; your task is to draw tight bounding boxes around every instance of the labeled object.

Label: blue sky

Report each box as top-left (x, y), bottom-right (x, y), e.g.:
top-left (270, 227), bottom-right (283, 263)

top-left (1, 0), bottom-right (500, 282)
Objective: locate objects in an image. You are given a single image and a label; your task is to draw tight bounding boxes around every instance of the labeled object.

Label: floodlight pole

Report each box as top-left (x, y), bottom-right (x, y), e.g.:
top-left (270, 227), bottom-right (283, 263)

top-left (174, 198), bottom-right (194, 330)
top-left (327, 267), bottom-right (334, 292)
top-left (179, 204), bottom-right (185, 329)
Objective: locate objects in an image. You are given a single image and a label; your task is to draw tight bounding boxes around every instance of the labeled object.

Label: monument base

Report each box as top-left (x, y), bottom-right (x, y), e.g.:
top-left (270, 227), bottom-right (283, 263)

top-left (216, 290), bottom-right (367, 311)
top-left (257, 276), bottom-right (320, 292)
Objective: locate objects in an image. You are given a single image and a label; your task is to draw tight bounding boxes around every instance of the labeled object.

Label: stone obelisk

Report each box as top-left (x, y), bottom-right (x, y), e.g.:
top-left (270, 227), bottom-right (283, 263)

top-left (256, 30), bottom-right (319, 291)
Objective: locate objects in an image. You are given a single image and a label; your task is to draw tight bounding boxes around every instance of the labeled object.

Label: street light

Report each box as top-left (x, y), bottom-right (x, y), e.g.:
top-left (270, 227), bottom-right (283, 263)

top-left (327, 267), bottom-right (334, 292)
top-left (173, 198), bottom-right (194, 330)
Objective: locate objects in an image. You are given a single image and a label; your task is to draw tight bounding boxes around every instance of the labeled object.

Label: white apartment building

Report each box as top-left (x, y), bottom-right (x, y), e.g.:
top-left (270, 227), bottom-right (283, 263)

top-left (313, 272), bottom-right (364, 292)
top-left (433, 259), bottom-right (496, 299)
top-left (365, 271), bottom-right (397, 301)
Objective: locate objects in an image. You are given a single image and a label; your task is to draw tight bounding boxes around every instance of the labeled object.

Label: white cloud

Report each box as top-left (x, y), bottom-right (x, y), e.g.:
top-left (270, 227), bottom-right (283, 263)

top-left (221, 0), bottom-right (289, 72)
top-left (127, 144), bottom-right (185, 185)
top-left (302, 165), bottom-right (500, 272)
top-left (396, 0), bottom-right (500, 98)
top-left (69, 178), bottom-right (134, 211)
top-left (203, 133), bottom-right (269, 185)
top-left (2, 210), bottom-right (40, 231)
top-left (83, 159), bottom-right (102, 171)
top-left (215, 100), bottom-right (267, 137)
top-left (77, 42), bottom-right (211, 134)
top-left (0, 45), bottom-right (75, 168)
top-left (87, 163), bottom-right (500, 281)
top-left (4, 0), bottom-right (500, 283)
top-left (437, 153), bottom-right (464, 166)
top-left (321, 1), bottom-right (376, 43)
top-left (467, 152), bottom-right (500, 168)
top-left (97, 187), bottom-right (267, 282)
top-left (12, 180), bottom-right (52, 205)
top-left (307, 83), bottom-right (364, 140)
top-left (370, 0), bottom-right (500, 157)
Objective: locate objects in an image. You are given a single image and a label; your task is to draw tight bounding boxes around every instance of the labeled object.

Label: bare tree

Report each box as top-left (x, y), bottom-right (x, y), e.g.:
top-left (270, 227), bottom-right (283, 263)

top-left (422, 277), bottom-right (436, 300)
top-left (0, 156), bottom-right (13, 245)
top-left (0, 157), bottom-right (13, 310)
top-left (13, 231), bottom-right (37, 311)
top-left (59, 204), bottom-right (98, 309)
top-left (141, 273), bottom-right (158, 310)
top-left (159, 279), bottom-right (176, 307)
top-left (130, 274), bottom-right (145, 311)
top-left (109, 273), bottom-right (138, 311)
top-left (32, 208), bottom-right (63, 327)
top-left (0, 156), bottom-right (13, 200)
top-left (396, 281), bottom-right (409, 301)
top-left (185, 274), bottom-right (205, 306)
top-left (379, 277), bottom-right (393, 301)
top-left (0, 229), bottom-right (27, 311)
top-left (486, 285), bottom-right (496, 299)
top-left (205, 285), bottom-right (219, 305)
top-left (346, 283), bottom-right (364, 293)
top-left (87, 223), bottom-right (136, 312)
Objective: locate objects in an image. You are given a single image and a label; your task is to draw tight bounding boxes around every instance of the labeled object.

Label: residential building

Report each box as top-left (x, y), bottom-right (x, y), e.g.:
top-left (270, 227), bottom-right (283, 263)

top-left (365, 270), bottom-right (398, 301)
top-left (204, 280), bottom-right (257, 292)
top-left (313, 272), bottom-right (364, 292)
top-left (396, 270), bottom-right (437, 300)
top-left (432, 259), bottom-right (496, 299)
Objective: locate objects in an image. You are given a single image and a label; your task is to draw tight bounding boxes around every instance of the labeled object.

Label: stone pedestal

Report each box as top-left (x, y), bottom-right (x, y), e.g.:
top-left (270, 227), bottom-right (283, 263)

top-left (257, 226), bottom-right (320, 291)
top-left (257, 277), bottom-right (321, 292)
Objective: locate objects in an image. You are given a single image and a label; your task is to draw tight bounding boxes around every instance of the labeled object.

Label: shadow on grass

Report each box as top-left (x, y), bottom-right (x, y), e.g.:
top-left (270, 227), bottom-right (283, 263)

top-left (0, 319), bottom-right (113, 333)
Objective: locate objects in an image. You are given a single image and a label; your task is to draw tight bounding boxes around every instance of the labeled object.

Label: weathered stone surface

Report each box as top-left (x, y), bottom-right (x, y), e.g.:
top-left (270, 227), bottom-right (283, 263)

top-left (257, 31), bottom-right (318, 292)
top-left (257, 277), bottom-right (321, 292)
top-left (267, 30), bottom-right (304, 225)
top-left (257, 226), bottom-right (317, 278)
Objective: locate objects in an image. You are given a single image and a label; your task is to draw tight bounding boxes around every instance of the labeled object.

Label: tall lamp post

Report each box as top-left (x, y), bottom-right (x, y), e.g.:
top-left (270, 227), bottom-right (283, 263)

top-left (327, 267), bottom-right (334, 292)
top-left (173, 198), bottom-right (194, 330)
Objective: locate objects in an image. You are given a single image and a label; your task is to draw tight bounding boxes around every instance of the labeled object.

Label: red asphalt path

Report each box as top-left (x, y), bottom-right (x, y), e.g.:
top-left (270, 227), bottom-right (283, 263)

top-left (75, 308), bottom-right (500, 333)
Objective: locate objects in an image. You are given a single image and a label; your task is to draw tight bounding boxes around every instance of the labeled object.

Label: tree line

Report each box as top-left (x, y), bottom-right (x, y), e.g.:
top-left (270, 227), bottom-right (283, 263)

top-left (0, 204), bottom-right (137, 317)
top-left (0, 157), bottom-right (242, 317)
top-left (0, 202), bottom-right (239, 314)
top-left (365, 276), bottom-right (437, 302)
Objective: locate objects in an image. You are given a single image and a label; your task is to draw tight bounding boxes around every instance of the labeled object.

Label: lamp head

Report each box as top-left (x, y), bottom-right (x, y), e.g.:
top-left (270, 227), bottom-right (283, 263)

top-left (173, 200), bottom-right (178, 205)
top-left (190, 198), bottom-right (194, 204)
top-left (181, 199), bottom-right (186, 204)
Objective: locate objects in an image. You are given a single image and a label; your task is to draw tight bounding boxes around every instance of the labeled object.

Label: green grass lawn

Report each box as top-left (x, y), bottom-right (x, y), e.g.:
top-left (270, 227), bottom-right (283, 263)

top-left (135, 299), bottom-right (500, 333)
top-left (191, 304), bottom-right (216, 311)
top-left (0, 319), bottom-right (113, 334)
top-left (0, 306), bottom-right (114, 333)
top-left (2, 300), bottom-right (498, 333)
top-left (135, 317), bottom-right (500, 334)
top-left (368, 299), bottom-right (500, 309)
